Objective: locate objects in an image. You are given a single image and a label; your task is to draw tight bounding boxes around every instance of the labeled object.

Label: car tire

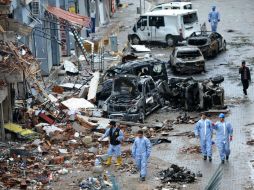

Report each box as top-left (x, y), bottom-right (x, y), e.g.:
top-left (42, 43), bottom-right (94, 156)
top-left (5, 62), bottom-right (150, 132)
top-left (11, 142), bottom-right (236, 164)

top-left (166, 35), bottom-right (176, 47)
top-left (131, 35), bottom-right (140, 45)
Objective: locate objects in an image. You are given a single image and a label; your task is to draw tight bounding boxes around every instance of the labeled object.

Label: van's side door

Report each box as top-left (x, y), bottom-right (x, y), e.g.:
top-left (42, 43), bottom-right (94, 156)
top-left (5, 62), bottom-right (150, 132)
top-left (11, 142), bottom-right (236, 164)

top-left (136, 16), bottom-right (149, 41)
top-left (149, 16), bottom-right (166, 42)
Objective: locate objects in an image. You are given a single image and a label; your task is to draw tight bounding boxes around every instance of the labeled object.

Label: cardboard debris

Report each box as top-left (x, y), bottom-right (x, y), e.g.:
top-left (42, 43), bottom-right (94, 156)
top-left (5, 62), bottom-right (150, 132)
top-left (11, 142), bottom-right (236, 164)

top-left (48, 94), bottom-right (58, 103)
top-left (63, 60), bottom-right (78, 74)
top-left (59, 83), bottom-right (83, 89)
top-left (42, 125), bottom-right (63, 136)
top-left (131, 45), bottom-right (151, 52)
top-left (61, 98), bottom-right (95, 110)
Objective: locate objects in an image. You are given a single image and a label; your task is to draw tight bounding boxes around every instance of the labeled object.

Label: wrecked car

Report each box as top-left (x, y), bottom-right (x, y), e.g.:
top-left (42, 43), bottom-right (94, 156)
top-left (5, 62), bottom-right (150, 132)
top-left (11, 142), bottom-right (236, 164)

top-left (167, 75), bottom-right (224, 111)
top-left (102, 58), bottom-right (168, 82)
top-left (169, 46), bottom-right (205, 74)
top-left (96, 58), bottom-right (168, 103)
top-left (103, 75), bottom-right (165, 122)
top-left (187, 31), bottom-right (226, 58)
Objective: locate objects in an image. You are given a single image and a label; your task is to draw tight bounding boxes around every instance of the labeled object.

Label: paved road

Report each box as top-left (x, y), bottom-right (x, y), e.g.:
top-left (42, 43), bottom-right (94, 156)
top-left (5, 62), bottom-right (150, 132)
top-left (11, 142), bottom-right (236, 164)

top-left (146, 0), bottom-right (254, 189)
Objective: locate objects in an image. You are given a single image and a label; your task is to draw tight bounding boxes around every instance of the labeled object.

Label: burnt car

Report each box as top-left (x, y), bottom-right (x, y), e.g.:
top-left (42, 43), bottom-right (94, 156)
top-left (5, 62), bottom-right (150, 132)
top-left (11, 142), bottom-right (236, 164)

top-left (103, 75), bottom-right (165, 122)
top-left (97, 58), bottom-right (168, 102)
top-left (187, 31), bottom-right (226, 58)
top-left (169, 46), bottom-right (205, 74)
top-left (168, 75), bottom-right (225, 111)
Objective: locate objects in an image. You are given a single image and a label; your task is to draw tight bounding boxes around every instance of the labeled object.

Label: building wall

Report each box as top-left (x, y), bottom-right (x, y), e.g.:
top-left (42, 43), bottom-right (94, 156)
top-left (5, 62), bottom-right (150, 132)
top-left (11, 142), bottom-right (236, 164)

top-left (11, 0), bottom-right (64, 75)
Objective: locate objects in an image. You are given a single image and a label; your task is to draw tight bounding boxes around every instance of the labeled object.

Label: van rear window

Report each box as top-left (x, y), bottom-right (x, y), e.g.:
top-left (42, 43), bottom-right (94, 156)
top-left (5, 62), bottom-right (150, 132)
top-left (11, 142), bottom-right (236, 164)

top-left (183, 13), bottom-right (198, 24)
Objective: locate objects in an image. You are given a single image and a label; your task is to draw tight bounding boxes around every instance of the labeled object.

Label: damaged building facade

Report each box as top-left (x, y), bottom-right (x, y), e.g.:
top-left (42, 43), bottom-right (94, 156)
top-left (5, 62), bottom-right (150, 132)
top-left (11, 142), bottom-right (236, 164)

top-left (6, 0), bottom-right (118, 75)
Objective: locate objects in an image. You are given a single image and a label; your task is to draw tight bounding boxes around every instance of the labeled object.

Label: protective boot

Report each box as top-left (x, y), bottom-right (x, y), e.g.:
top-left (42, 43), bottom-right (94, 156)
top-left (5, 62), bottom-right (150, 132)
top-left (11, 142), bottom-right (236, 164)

top-left (105, 157), bottom-right (112, 166)
top-left (115, 157), bottom-right (122, 166)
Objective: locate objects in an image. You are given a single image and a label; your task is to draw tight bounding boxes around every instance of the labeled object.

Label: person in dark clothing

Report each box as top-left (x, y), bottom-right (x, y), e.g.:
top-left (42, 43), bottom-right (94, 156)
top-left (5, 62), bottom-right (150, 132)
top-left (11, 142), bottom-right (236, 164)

top-left (239, 61), bottom-right (251, 95)
top-left (99, 120), bottom-right (124, 166)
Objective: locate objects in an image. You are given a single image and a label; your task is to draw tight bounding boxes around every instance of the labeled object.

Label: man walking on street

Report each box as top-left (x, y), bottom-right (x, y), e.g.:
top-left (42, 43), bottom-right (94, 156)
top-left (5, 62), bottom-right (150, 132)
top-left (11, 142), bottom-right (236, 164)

top-left (208, 6), bottom-right (220, 32)
top-left (99, 120), bottom-right (124, 166)
top-left (239, 60), bottom-right (251, 95)
top-left (194, 113), bottom-right (213, 162)
top-left (213, 113), bottom-right (233, 164)
top-left (132, 130), bottom-right (152, 181)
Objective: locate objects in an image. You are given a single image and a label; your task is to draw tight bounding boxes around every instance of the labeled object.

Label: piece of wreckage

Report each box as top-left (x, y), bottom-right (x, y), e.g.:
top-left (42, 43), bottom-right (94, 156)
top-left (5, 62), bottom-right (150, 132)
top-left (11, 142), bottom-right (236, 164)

top-left (168, 75), bottom-right (225, 111)
top-left (102, 75), bottom-right (165, 122)
top-left (187, 31), bottom-right (226, 58)
top-left (96, 58), bottom-right (225, 112)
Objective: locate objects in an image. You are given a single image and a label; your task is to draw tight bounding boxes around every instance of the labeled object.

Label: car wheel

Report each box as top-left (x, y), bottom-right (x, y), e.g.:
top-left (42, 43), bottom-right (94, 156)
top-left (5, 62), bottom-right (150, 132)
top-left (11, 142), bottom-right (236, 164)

top-left (166, 35), bottom-right (176, 47)
top-left (131, 35), bottom-right (140, 45)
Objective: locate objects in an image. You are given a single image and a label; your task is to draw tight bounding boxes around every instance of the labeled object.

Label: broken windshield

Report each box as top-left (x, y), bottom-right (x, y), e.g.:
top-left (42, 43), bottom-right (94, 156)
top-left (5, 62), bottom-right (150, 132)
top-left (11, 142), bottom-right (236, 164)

top-left (113, 77), bottom-right (140, 97)
top-left (177, 50), bottom-right (201, 58)
top-left (188, 38), bottom-right (208, 46)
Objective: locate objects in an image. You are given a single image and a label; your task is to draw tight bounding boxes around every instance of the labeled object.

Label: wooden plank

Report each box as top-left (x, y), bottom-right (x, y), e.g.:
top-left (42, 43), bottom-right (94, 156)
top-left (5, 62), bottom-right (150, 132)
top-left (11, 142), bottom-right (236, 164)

top-left (87, 71), bottom-right (100, 101)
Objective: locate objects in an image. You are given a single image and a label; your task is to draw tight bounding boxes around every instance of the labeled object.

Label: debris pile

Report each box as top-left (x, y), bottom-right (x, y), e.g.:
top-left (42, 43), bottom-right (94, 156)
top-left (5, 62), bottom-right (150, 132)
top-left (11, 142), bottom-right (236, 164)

top-left (180, 145), bottom-right (201, 154)
top-left (246, 140), bottom-right (254, 145)
top-left (173, 113), bottom-right (197, 124)
top-left (158, 164), bottom-right (197, 184)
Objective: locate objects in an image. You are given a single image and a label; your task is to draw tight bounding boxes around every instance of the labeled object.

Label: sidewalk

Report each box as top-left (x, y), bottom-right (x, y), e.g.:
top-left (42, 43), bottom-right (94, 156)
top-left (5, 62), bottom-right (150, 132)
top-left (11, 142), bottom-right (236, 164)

top-left (93, 0), bottom-right (152, 55)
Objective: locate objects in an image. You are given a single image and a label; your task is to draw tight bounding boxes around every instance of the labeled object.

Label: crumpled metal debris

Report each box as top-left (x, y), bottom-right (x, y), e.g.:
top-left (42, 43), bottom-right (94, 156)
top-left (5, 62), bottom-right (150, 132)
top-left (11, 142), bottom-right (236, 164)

top-left (159, 164), bottom-right (197, 184)
top-left (247, 140), bottom-right (254, 145)
top-left (151, 138), bottom-right (172, 146)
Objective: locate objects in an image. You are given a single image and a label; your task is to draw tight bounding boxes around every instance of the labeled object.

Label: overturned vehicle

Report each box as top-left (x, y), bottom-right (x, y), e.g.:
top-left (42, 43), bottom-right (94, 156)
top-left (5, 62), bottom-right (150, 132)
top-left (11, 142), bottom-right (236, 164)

top-left (168, 75), bottom-right (225, 111)
top-left (103, 75), bottom-right (165, 122)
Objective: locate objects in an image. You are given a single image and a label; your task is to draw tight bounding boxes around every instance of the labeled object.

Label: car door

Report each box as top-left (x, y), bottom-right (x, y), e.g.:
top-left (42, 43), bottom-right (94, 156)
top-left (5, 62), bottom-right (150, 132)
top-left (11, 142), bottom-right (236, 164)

top-left (145, 79), bottom-right (159, 110)
top-left (149, 16), bottom-right (166, 42)
top-left (136, 16), bottom-right (149, 41)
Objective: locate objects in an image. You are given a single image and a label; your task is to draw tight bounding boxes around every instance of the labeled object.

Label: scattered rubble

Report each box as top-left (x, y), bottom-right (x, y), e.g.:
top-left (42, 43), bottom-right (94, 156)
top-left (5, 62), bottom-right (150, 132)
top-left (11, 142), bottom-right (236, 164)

top-left (180, 145), bottom-right (201, 154)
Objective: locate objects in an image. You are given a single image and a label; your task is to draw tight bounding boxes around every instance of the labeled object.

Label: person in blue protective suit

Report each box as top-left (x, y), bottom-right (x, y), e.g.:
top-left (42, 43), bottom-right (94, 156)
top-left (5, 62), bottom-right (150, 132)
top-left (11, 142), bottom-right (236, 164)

top-left (194, 113), bottom-right (213, 162)
top-left (208, 6), bottom-right (220, 32)
top-left (213, 113), bottom-right (233, 164)
top-left (99, 120), bottom-right (124, 166)
top-left (132, 130), bottom-right (152, 181)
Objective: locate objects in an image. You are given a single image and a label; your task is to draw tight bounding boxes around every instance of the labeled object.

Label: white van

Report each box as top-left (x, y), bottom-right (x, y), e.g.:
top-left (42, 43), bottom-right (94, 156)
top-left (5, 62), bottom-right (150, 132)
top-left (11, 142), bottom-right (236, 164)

top-left (150, 2), bottom-right (193, 12)
top-left (128, 9), bottom-right (199, 46)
